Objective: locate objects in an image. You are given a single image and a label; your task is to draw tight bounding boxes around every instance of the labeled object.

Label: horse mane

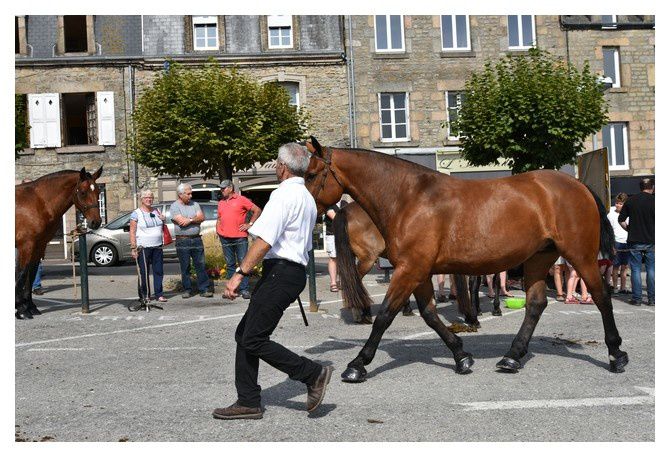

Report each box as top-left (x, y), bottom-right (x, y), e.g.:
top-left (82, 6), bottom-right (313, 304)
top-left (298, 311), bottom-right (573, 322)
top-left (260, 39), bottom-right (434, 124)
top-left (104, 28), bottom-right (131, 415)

top-left (338, 147), bottom-right (445, 178)
top-left (17, 170), bottom-right (84, 188)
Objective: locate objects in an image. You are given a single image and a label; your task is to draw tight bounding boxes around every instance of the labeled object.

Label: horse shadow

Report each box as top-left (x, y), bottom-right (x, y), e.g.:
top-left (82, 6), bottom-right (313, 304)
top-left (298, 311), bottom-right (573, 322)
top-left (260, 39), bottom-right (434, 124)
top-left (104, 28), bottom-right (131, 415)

top-left (33, 297), bottom-right (133, 314)
top-left (303, 333), bottom-right (610, 378)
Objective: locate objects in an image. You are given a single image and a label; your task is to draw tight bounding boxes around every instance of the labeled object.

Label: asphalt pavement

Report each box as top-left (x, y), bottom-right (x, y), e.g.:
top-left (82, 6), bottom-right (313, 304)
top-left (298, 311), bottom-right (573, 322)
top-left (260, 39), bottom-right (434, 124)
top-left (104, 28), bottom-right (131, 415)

top-left (15, 260), bottom-right (654, 442)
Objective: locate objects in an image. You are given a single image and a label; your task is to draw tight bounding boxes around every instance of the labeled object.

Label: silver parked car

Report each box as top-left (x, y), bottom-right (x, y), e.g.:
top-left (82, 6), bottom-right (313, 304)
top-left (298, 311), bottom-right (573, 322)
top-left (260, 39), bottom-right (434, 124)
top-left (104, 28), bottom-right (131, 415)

top-left (76, 201), bottom-right (219, 266)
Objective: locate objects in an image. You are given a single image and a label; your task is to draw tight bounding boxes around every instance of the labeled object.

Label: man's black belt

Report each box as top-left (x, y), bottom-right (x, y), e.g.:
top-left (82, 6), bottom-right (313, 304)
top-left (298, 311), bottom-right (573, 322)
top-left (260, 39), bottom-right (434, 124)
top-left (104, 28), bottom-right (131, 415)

top-left (175, 234), bottom-right (201, 239)
top-left (263, 258), bottom-right (305, 269)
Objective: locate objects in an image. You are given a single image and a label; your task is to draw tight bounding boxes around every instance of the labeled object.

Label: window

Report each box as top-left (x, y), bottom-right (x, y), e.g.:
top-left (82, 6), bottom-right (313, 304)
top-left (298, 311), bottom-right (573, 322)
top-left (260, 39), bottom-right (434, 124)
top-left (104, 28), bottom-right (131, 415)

top-left (601, 15), bottom-right (617, 29)
top-left (445, 91), bottom-right (466, 140)
top-left (603, 47), bottom-right (621, 88)
top-left (277, 82), bottom-right (300, 108)
top-left (193, 16), bottom-right (218, 50)
top-left (379, 92), bottom-right (409, 141)
top-left (28, 92), bottom-right (116, 149)
top-left (602, 123), bottom-right (629, 170)
top-left (441, 15), bottom-right (470, 51)
top-left (268, 15), bottom-right (293, 49)
top-left (15, 17), bottom-right (20, 54)
top-left (375, 15), bottom-right (404, 52)
top-left (64, 15), bottom-right (88, 53)
top-left (97, 184), bottom-right (107, 225)
top-left (507, 15), bottom-right (535, 49)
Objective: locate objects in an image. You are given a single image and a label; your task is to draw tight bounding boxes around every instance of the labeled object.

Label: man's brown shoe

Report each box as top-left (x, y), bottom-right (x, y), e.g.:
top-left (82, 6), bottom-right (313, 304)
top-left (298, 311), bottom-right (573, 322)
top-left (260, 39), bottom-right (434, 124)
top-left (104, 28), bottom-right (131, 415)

top-left (212, 402), bottom-right (263, 420)
top-left (306, 365), bottom-right (334, 412)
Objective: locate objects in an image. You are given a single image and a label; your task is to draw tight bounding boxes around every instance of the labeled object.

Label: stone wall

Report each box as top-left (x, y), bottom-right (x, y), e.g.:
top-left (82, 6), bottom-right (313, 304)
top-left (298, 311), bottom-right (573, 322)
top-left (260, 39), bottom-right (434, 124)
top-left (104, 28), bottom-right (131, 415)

top-left (142, 15), bottom-right (185, 56)
top-left (349, 15), bottom-right (568, 150)
top-left (565, 28), bottom-right (655, 176)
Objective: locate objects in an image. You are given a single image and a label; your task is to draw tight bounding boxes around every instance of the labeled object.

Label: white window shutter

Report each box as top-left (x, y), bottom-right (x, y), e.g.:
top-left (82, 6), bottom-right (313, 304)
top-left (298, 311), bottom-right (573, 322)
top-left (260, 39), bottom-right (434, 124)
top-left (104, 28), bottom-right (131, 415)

top-left (28, 93), bottom-right (61, 148)
top-left (97, 91), bottom-right (116, 146)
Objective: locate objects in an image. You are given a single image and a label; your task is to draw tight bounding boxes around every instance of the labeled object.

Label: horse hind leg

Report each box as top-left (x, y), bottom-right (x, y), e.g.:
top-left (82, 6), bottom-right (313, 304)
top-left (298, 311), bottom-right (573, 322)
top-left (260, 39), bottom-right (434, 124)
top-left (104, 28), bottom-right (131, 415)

top-left (415, 278), bottom-right (475, 374)
top-left (492, 272), bottom-right (502, 316)
top-left (573, 258), bottom-right (628, 373)
top-left (27, 261), bottom-right (42, 315)
top-left (15, 264), bottom-right (33, 320)
top-left (342, 270), bottom-right (421, 382)
top-left (496, 252), bottom-right (555, 372)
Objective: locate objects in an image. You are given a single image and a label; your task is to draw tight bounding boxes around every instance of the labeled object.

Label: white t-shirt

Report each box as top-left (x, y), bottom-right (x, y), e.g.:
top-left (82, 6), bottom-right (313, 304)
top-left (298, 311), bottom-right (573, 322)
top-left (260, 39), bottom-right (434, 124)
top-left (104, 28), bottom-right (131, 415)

top-left (248, 177), bottom-right (316, 266)
top-left (131, 208), bottom-right (164, 248)
top-left (607, 207), bottom-right (629, 244)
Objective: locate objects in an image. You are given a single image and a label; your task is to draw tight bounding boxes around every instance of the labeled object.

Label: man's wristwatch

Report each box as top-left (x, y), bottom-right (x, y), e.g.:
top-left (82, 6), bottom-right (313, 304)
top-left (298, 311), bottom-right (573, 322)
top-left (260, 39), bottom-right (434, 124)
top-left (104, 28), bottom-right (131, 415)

top-left (235, 267), bottom-right (251, 277)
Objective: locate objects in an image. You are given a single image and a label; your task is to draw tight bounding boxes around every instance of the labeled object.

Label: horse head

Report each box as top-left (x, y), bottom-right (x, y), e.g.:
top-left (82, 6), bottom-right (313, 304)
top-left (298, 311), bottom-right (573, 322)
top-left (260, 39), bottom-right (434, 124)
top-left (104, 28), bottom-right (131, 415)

top-left (304, 136), bottom-right (345, 216)
top-left (75, 165), bottom-right (104, 230)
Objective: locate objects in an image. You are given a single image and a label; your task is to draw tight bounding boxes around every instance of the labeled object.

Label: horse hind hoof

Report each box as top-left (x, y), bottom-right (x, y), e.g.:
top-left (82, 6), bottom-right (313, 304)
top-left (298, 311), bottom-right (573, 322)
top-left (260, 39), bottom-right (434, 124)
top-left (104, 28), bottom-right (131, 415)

top-left (456, 354), bottom-right (475, 374)
top-left (496, 357), bottom-right (521, 373)
top-left (492, 309), bottom-right (502, 317)
top-left (609, 351), bottom-right (629, 373)
top-left (28, 307), bottom-right (41, 316)
top-left (360, 316), bottom-right (373, 325)
top-left (16, 311), bottom-right (33, 320)
top-left (341, 366), bottom-right (367, 383)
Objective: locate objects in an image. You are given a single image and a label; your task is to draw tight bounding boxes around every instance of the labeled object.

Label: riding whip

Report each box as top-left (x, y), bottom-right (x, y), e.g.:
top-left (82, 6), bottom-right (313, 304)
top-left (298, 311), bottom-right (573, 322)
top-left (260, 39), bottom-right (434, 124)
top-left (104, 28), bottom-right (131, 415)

top-left (297, 296), bottom-right (309, 326)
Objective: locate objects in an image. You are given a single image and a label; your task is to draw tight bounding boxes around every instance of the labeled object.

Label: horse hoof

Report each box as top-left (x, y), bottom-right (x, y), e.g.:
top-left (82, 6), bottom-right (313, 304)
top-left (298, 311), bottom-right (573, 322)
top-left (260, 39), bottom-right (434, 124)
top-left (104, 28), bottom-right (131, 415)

top-left (496, 357), bottom-right (520, 372)
top-left (360, 316), bottom-right (373, 325)
top-left (16, 311), bottom-right (33, 320)
top-left (402, 310), bottom-right (416, 317)
top-left (609, 351), bottom-right (629, 373)
top-left (341, 366), bottom-right (367, 383)
top-left (28, 307), bottom-right (42, 315)
top-left (492, 309), bottom-right (502, 317)
top-left (456, 354), bottom-right (475, 374)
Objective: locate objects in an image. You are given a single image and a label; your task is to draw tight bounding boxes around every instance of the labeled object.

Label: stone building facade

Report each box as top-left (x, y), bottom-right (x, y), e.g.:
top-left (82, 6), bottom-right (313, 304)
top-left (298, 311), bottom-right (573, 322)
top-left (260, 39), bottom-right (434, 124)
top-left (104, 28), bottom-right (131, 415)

top-left (15, 15), bottom-right (655, 258)
top-left (346, 15), bottom-right (654, 184)
top-left (15, 15), bottom-right (348, 257)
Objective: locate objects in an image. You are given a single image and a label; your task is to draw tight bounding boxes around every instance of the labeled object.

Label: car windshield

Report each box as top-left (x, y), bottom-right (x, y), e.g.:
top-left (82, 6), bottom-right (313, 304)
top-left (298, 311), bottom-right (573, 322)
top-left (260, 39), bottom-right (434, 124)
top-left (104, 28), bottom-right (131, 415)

top-left (105, 212), bottom-right (132, 230)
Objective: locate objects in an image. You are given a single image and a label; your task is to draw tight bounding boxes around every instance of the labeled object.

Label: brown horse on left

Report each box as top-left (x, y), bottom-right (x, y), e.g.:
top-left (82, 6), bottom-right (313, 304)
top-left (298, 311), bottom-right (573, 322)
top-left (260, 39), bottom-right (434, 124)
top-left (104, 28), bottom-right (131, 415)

top-left (15, 167), bottom-right (103, 319)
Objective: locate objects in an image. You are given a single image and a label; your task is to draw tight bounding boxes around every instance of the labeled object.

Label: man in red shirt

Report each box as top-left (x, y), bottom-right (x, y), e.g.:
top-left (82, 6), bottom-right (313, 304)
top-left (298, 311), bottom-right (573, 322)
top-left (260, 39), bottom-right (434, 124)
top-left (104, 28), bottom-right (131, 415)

top-left (217, 180), bottom-right (262, 299)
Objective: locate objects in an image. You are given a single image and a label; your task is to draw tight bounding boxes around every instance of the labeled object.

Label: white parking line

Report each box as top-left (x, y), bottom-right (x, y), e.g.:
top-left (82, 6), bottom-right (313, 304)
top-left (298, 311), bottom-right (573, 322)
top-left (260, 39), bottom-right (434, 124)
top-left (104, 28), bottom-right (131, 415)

top-left (457, 387), bottom-right (654, 411)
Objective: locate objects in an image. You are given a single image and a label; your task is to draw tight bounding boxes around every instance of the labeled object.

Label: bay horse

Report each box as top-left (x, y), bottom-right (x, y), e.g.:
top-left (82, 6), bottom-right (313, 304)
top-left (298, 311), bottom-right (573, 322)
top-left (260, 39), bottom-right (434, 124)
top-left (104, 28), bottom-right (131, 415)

top-left (331, 201), bottom-right (478, 326)
top-left (304, 137), bottom-right (626, 383)
top-left (15, 167), bottom-right (103, 319)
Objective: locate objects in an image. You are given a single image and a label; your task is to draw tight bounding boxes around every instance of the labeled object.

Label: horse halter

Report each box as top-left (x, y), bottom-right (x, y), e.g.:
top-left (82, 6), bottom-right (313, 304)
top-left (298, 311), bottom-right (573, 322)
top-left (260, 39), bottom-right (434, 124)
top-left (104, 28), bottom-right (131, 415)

top-left (73, 181), bottom-right (99, 215)
top-left (311, 147), bottom-right (345, 204)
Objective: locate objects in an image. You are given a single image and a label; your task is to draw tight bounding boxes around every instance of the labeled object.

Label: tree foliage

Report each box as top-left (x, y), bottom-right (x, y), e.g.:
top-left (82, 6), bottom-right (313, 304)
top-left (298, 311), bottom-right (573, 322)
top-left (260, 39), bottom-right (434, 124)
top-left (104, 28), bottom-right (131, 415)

top-left (15, 94), bottom-right (29, 159)
top-left (130, 61), bottom-right (308, 180)
top-left (451, 48), bottom-right (609, 174)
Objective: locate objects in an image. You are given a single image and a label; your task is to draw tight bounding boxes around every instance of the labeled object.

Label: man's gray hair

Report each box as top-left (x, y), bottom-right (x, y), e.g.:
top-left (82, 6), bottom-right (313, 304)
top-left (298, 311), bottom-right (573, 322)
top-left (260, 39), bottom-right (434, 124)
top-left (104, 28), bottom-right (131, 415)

top-left (177, 183), bottom-right (192, 196)
top-left (277, 143), bottom-right (310, 177)
top-left (139, 189), bottom-right (154, 199)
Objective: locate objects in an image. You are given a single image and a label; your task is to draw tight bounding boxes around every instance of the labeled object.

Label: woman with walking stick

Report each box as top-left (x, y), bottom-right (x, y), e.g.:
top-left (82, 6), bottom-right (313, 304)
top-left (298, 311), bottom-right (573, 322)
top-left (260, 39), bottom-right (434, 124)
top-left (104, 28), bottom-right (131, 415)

top-left (130, 189), bottom-right (167, 304)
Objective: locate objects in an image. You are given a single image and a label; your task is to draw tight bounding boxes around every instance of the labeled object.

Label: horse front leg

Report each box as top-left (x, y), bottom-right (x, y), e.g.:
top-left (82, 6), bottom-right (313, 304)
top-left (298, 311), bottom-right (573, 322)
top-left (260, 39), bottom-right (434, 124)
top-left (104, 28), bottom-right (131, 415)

top-left (496, 253), bottom-right (554, 372)
top-left (468, 275), bottom-right (481, 316)
top-left (26, 261), bottom-right (42, 315)
top-left (15, 264), bottom-right (32, 320)
top-left (414, 278), bottom-right (475, 374)
top-left (342, 269), bottom-right (420, 383)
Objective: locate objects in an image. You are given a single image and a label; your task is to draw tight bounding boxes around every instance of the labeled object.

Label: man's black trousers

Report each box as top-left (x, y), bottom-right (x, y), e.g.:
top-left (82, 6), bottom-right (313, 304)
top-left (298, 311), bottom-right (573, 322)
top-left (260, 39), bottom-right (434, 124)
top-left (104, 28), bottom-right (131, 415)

top-left (234, 259), bottom-right (322, 408)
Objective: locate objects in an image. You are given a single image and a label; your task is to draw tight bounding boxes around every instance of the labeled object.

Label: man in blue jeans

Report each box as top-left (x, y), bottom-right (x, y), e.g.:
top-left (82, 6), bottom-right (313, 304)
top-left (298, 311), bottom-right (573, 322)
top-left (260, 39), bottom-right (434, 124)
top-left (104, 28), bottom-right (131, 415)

top-left (170, 183), bottom-right (213, 298)
top-left (216, 179), bottom-right (261, 300)
top-left (618, 178), bottom-right (654, 306)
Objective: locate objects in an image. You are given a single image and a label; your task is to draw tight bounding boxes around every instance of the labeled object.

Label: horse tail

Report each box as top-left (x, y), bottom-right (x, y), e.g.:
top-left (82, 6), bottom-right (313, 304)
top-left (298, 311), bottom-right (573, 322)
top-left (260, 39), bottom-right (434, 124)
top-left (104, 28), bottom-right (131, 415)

top-left (587, 187), bottom-right (615, 259)
top-left (333, 209), bottom-right (373, 311)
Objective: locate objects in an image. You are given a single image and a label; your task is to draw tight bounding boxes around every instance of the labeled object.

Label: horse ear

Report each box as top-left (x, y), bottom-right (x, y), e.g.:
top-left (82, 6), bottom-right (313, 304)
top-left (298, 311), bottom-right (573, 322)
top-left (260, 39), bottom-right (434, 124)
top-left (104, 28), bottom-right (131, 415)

top-left (92, 165), bottom-right (103, 180)
top-left (309, 135), bottom-right (323, 157)
top-left (79, 168), bottom-right (88, 181)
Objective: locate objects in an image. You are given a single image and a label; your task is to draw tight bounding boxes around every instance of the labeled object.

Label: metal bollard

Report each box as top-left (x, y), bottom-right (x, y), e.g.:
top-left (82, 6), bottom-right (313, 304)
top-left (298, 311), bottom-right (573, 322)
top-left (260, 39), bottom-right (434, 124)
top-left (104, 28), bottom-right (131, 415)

top-left (308, 249), bottom-right (318, 312)
top-left (78, 234), bottom-right (90, 314)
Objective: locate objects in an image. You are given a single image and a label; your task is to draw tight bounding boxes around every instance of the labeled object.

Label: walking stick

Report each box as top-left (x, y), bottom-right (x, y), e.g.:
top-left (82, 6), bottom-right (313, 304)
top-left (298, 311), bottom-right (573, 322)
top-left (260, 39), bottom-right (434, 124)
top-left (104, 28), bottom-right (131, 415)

top-left (297, 296), bottom-right (309, 327)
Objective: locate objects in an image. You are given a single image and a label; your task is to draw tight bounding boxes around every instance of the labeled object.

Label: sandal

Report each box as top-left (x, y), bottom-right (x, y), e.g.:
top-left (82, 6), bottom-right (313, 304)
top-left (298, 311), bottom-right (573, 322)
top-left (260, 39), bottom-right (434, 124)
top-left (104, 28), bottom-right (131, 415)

top-left (565, 296), bottom-right (580, 304)
top-left (330, 284), bottom-right (339, 292)
top-left (502, 292), bottom-right (514, 297)
top-left (556, 294), bottom-right (566, 302)
top-left (487, 293), bottom-right (495, 299)
top-left (580, 294), bottom-right (594, 305)
top-left (157, 296), bottom-right (168, 303)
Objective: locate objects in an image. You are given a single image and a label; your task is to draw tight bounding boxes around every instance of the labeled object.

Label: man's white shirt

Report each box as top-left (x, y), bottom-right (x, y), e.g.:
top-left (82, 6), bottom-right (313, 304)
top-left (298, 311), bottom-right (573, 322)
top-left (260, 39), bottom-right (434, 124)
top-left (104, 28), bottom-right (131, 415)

top-left (248, 177), bottom-right (317, 266)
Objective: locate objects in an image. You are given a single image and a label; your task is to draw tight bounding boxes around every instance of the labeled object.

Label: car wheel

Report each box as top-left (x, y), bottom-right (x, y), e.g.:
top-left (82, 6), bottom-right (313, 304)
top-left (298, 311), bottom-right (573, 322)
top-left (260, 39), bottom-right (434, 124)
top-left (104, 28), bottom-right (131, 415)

top-left (91, 243), bottom-right (118, 267)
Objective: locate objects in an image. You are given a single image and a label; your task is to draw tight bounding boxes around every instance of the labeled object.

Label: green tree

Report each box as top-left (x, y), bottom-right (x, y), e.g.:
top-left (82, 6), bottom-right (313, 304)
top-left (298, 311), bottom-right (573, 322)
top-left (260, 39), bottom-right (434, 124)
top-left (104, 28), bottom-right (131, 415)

top-left (130, 61), bottom-right (308, 180)
top-left (450, 48), bottom-right (609, 174)
top-left (15, 94), bottom-right (29, 159)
